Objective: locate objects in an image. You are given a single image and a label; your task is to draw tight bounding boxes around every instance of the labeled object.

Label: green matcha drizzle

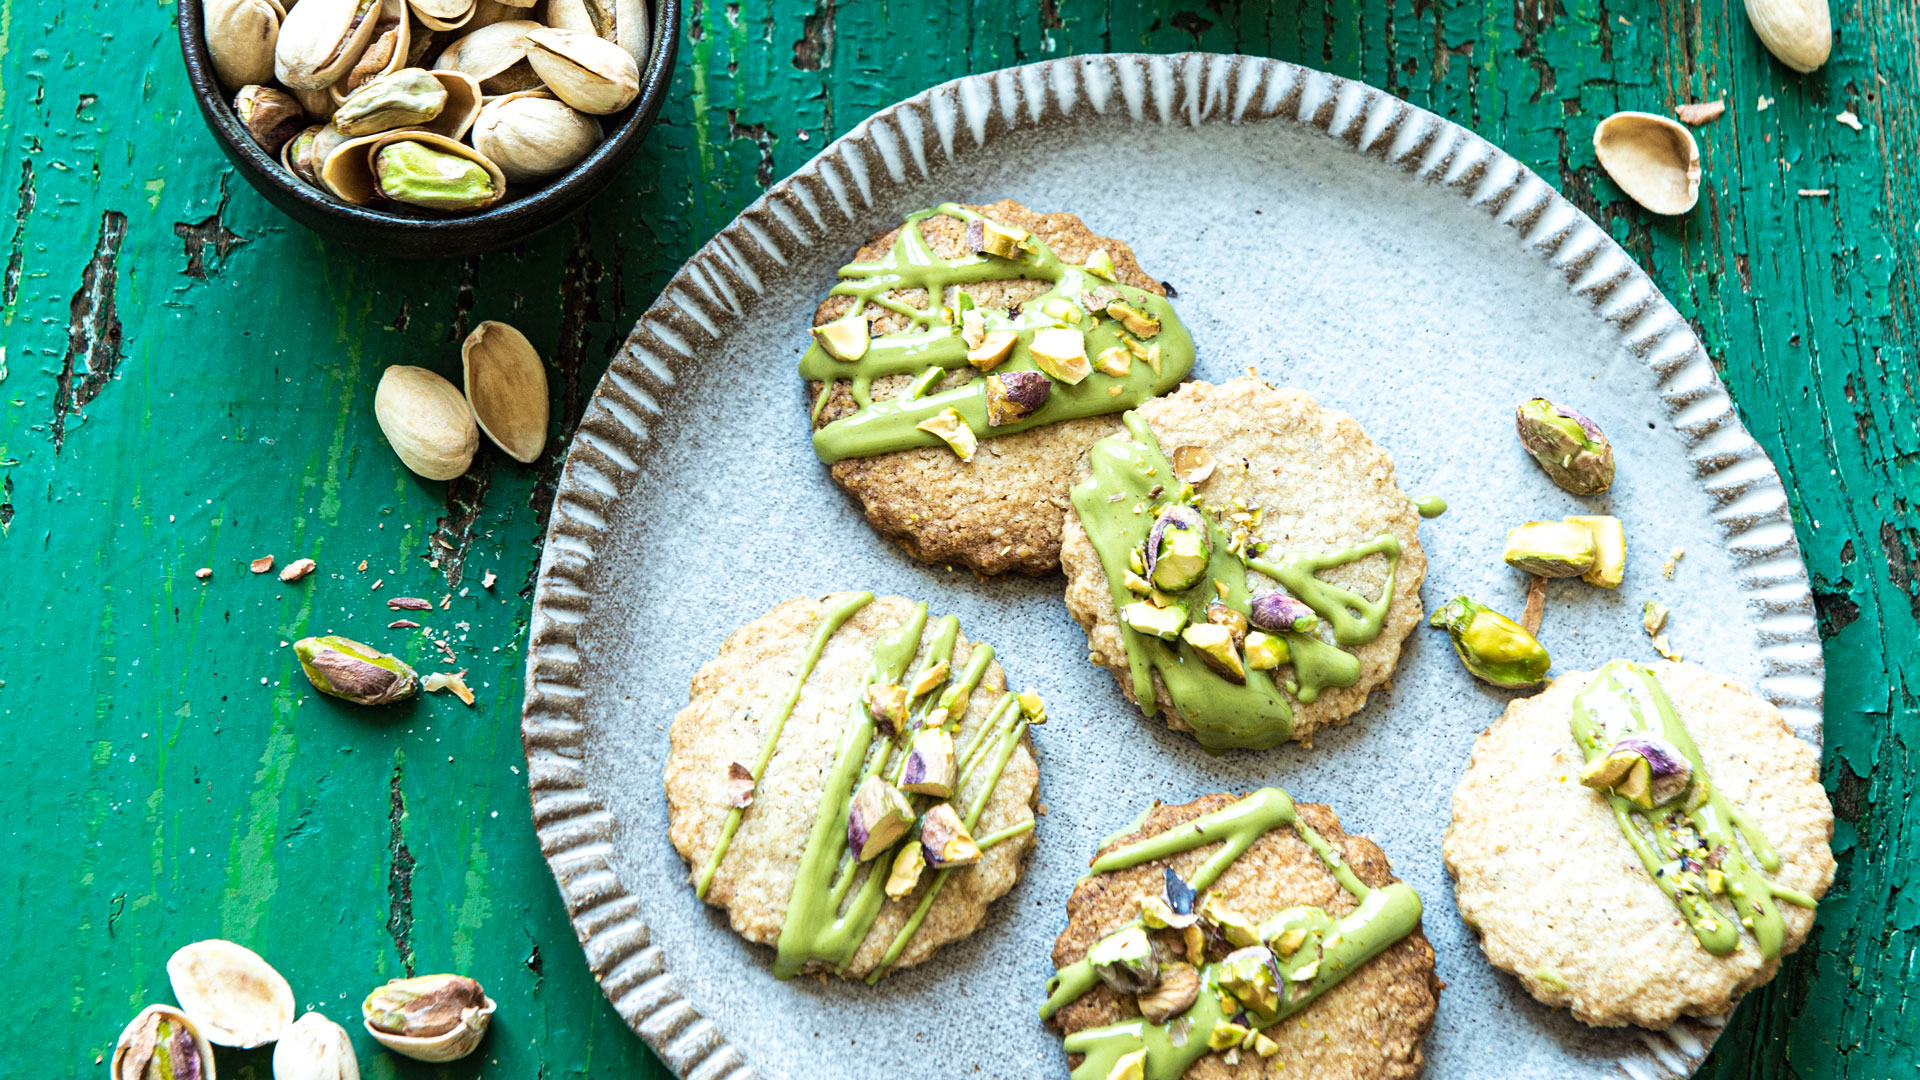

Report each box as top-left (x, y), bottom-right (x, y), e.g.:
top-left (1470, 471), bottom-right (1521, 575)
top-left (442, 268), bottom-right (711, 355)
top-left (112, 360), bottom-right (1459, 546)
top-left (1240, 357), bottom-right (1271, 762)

top-left (695, 591), bottom-right (875, 899)
top-left (1068, 413), bottom-right (1402, 750)
top-left (1038, 788), bottom-right (1422, 1080)
top-left (1571, 661), bottom-right (1817, 960)
top-left (1414, 495), bottom-right (1447, 518)
top-left (799, 204), bottom-right (1195, 463)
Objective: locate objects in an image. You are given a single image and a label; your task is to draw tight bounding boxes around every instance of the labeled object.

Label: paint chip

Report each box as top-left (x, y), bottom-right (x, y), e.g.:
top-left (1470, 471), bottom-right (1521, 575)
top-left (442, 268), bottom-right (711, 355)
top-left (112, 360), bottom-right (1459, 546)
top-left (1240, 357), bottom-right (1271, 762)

top-left (1757, 95), bottom-right (1775, 111)
top-left (482, 570), bottom-right (497, 589)
top-left (1797, 188), bottom-right (1832, 197)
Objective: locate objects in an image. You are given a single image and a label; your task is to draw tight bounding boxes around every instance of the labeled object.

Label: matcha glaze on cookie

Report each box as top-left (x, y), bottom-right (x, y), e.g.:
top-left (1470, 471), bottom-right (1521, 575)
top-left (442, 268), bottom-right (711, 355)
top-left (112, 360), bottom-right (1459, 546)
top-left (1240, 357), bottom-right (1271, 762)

top-left (799, 204), bottom-right (1195, 463)
top-left (1071, 413), bottom-right (1402, 750)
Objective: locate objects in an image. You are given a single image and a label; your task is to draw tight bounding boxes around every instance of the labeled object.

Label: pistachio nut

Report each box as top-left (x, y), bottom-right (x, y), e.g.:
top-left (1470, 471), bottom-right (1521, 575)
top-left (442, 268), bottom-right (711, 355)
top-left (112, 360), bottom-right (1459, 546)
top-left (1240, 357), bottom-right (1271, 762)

top-left (371, 133), bottom-right (505, 211)
top-left (470, 91), bottom-right (602, 182)
top-left (1502, 519), bottom-right (1598, 578)
top-left (1592, 111), bottom-right (1701, 216)
top-left (275, 0), bottom-right (382, 90)
top-left (1088, 924), bottom-right (1159, 995)
top-left (331, 8), bottom-right (411, 100)
top-left (1566, 514), bottom-right (1626, 588)
top-left (272, 1012), bottom-right (361, 1080)
top-left (461, 320), bottom-right (550, 462)
top-left (523, 27), bottom-right (641, 115)
top-left (333, 66), bottom-right (448, 135)
top-left (547, 0), bottom-right (652, 65)
top-left (1135, 961), bottom-right (1200, 1023)
top-left (1428, 595), bottom-right (1550, 688)
top-left (1743, 0), bottom-right (1831, 72)
top-left (295, 635), bottom-right (422, 704)
top-left (373, 363), bottom-right (479, 478)
top-left (410, 0), bottom-right (479, 31)
top-left (310, 121), bottom-right (352, 171)
top-left (282, 125), bottom-right (325, 185)
top-left (203, 0), bottom-right (283, 90)
top-left (166, 939), bottom-right (296, 1047)
top-left (113, 1004), bottom-right (216, 1080)
top-left (293, 83), bottom-right (341, 122)
top-left (1514, 397), bottom-right (1616, 494)
top-left (433, 19), bottom-right (544, 93)
top-left (234, 84), bottom-right (307, 155)
top-left (362, 974), bottom-right (496, 1062)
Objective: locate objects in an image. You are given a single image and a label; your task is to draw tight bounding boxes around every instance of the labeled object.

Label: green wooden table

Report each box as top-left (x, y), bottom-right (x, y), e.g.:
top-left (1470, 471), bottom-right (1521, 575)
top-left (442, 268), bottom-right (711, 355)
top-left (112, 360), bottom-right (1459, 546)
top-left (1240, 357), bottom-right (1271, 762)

top-left (3, 0), bottom-right (1912, 1076)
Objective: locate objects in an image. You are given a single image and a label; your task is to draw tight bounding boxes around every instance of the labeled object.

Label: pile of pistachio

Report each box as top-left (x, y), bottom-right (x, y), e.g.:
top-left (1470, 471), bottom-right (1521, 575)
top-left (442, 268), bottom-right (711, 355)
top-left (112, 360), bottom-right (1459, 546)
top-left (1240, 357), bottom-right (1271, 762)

top-left (113, 938), bottom-right (494, 1079)
top-left (204, 0), bottom-right (649, 214)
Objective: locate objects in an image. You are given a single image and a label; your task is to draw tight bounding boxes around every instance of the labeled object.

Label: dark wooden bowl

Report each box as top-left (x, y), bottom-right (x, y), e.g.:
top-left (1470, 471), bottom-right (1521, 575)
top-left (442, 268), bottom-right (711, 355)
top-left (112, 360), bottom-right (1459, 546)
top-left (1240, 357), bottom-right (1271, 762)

top-left (179, 1), bottom-right (679, 259)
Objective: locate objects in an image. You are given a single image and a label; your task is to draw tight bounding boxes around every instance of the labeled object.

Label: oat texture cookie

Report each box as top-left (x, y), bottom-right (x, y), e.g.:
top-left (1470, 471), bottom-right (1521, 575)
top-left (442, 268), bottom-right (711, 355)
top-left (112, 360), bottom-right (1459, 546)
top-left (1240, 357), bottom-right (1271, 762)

top-left (801, 200), bottom-right (1195, 576)
top-left (1061, 377), bottom-right (1427, 750)
top-left (666, 591), bottom-right (1041, 980)
top-left (1444, 660), bottom-right (1835, 1028)
top-left (1043, 789), bottom-right (1441, 1079)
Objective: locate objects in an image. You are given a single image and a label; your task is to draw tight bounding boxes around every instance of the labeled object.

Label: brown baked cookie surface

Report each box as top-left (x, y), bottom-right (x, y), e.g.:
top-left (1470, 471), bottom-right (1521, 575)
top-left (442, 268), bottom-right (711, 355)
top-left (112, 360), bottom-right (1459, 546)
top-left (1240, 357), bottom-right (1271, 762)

top-left (809, 199), bottom-right (1174, 577)
top-left (1048, 792), bottom-right (1441, 1080)
top-left (1061, 377), bottom-right (1427, 748)
top-left (1444, 661), bottom-right (1834, 1028)
top-left (666, 592), bottom-right (1040, 979)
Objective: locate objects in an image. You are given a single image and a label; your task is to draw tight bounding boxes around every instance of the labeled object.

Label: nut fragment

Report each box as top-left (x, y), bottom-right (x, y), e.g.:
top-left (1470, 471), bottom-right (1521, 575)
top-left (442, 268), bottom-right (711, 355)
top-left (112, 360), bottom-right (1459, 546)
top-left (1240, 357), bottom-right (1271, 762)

top-left (1593, 111), bottom-right (1701, 216)
top-left (1502, 520), bottom-right (1598, 578)
top-left (251, 555), bottom-right (276, 573)
top-left (1136, 961), bottom-right (1200, 1023)
top-left (112, 1004), bottom-right (215, 1080)
top-left (983, 369), bottom-right (1050, 425)
top-left (915, 407), bottom-right (978, 462)
top-left (1674, 100), bottom-right (1726, 126)
top-left (919, 801), bottom-right (982, 868)
top-left (725, 761), bottom-right (754, 808)
top-left (279, 558), bottom-right (318, 582)
top-left (422, 669), bottom-right (475, 705)
top-left (1088, 924), bottom-right (1159, 995)
top-left (847, 776), bottom-right (914, 861)
top-left (1170, 444), bottom-right (1215, 485)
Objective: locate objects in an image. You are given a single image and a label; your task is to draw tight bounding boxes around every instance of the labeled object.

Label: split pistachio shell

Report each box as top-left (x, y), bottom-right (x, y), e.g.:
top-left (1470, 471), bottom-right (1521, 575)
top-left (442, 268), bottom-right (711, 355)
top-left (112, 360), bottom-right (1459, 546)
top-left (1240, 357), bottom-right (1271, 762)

top-left (275, 0), bottom-right (383, 90)
top-left (1744, 0), bottom-right (1831, 72)
top-left (204, 0), bottom-right (284, 90)
top-left (234, 84), bottom-right (306, 154)
top-left (374, 364), bottom-right (480, 478)
top-left (523, 27), bottom-right (640, 114)
top-left (166, 939), bottom-right (296, 1048)
top-left (547, 0), bottom-right (651, 65)
top-left (471, 91), bottom-right (601, 182)
top-left (372, 132), bottom-right (505, 210)
top-left (462, 320), bottom-right (550, 462)
top-left (418, 69), bottom-right (483, 139)
top-left (409, 0), bottom-right (478, 31)
top-left (282, 125), bottom-right (324, 184)
top-left (113, 1004), bottom-right (217, 1080)
top-left (317, 131), bottom-right (394, 204)
top-left (1593, 111), bottom-right (1701, 216)
top-left (333, 66), bottom-right (448, 135)
top-left (329, 4), bottom-right (411, 102)
top-left (273, 1012), bottom-right (361, 1080)
top-left (433, 18), bottom-right (544, 93)
top-left (362, 974), bottom-right (496, 1062)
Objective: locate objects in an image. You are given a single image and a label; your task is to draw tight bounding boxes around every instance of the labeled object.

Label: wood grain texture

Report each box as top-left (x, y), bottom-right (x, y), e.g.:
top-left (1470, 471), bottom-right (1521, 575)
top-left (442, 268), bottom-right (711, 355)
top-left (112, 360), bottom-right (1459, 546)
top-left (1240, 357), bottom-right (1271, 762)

top-left (0, 2), bottom-right (1909, 1079)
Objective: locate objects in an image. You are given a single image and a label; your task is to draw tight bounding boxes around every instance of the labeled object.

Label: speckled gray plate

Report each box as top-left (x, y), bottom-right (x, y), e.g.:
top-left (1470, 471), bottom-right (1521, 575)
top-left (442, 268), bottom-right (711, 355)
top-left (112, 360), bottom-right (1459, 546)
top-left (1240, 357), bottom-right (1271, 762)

top-left (521, 53), bottom-right (1823, 1080)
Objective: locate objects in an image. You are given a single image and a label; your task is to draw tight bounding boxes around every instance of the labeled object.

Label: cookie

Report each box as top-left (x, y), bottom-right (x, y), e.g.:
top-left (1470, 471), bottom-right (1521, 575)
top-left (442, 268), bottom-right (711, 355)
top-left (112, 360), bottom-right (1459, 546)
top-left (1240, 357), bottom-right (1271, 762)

top-left (666, 591), bottom-right (1041, 980)
top-left (1444, 660), bottom-right (1836, 1028)
top-left (1045, 789), bottom-right (1441, 1079)
top-left (1061, 377), bottom-right (1427, 749)
top-left (803, 200), bottom-right (1194, 577)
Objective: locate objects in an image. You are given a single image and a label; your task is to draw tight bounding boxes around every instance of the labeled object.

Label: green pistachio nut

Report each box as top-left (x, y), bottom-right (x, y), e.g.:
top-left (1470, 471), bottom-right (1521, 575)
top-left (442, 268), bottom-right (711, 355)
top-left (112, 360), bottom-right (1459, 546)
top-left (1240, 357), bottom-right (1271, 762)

top-left (1216, 945), bottom-right (1282, 1019)
top-left (1088, 924), bottom-right (1159, 995)
top-left (1428, 596), bottom-right (1550, 688)
top-left (373, 140), bottom-right (498, 211)
top-left (1502, 520), bottom-right (1598, 578)
top-left (334, 67), bottom-right (449, 136)
top-left (1121, 599), bottom-right (1188, 641)
top-left (294, 635), bottom-right (419, 704)
top-left (1515, 397), bottom-right (1615, 494)
top-left (1243, 630), bottom-right (1289, 671)
top-left (1566, 514), bottom-right (1626, 588)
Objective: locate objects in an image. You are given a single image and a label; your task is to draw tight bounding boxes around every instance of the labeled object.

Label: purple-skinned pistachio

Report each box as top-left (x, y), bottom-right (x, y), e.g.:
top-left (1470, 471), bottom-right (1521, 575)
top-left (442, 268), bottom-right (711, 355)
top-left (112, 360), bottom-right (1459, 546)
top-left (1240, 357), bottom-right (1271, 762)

top-left (984, 370), bottom-right (1052, 426)
top-left (1247, 590), bottom-right (1318, 633)
top-left (1145, 504), bottom-right (1210, 592)
top-left (847, 776), bottom-right (914, 861)
top-left (1580, 733), bottom-right (1693, 808)
top-left (899, 727), bottom-right (957, 798)
top-left (919, 801), bottom-right (982, 868)
top-left (1515, 398), bottom-right (1616, 494)
top-left (725, 762), bottom-right (754, 809)
top-left (864, 682), bottom-right (909, 735)
top-left (1087, 924), bottom-right (1159, 995)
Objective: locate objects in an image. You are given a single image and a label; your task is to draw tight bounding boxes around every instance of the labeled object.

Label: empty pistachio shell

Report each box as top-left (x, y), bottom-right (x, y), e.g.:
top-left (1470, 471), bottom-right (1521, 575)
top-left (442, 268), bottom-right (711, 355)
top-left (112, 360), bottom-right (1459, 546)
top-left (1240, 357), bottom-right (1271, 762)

top-left (371, 133), bottom-right (505, 210)
top-left (433, 19), bottom-right (543, 93)
top-left (273, 1012), bottom-right (361, 1080)
top-left (275, 0), bottom-right (383, 90)
top-left (374, 364), bottom-right (480, 478)
top-left (166, 939), bottom-right (296, 1047)
top-left (418, 69), bottom-right (484, 139)
top-left (409, 0), bottom-right (478, 31)
top-left (113, 1004), bottom-right (217, 1080)
top-left (462, 320), bottom-right (550, 462)
top-left (362, 974), bottom-right (496, 1062)
top-left (547, 0), bottom-right (651, 65)
top-left (234, 84), bottom-right (306, 155)
top-left (203, 0), bottom-right (283, 90)
top-left (471, 91), bottom-right (601, 182)
top-left (523, 27), bottom-right (640, 114)
top-left (1593, 111), bottom-right (1700, 216)
top-left (317, 131), bottom-right (395, 204)
top-left (295, 635), bottom-right (422, 704)
top-left (333, 66), bottom-right (448, 135)
top-left (1744, 0), bottom-right (1831, 72)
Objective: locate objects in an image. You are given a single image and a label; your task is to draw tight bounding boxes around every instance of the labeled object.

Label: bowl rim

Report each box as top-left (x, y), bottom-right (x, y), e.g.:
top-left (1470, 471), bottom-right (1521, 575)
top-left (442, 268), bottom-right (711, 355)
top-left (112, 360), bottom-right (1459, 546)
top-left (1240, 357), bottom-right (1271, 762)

top-left (178, 0), bottom-right (681, 243)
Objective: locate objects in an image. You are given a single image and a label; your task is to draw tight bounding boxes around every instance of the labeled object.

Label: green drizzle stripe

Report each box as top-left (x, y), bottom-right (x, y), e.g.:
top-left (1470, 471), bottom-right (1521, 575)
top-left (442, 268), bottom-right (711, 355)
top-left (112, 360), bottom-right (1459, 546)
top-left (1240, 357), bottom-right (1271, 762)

top-left (1571, 661), bottom-right (1816, 959)
top-left (800, 204), bottom-right (1195, 464)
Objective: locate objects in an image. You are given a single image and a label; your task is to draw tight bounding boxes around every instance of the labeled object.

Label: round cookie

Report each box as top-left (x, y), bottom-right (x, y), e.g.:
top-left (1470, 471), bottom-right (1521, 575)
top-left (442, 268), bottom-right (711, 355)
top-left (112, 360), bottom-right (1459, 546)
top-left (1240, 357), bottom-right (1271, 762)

top-left (1048, 792), bottom-right (1441, 1079)
top-left (1061, 377), bottom-right (1427, 747)
top-left (666, 592), bottom-right (1040, 979)
top-left (809, 200), bottom-right (1175, 577)
top-left (1443, 660), bottom-right (1835, 1028)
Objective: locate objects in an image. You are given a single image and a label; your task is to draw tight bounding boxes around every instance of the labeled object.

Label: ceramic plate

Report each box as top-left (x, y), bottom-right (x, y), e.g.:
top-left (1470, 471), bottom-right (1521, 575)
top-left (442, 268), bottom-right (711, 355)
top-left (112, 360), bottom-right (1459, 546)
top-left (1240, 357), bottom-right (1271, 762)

top-left (521, 53), bottom-right (1823, 1080)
